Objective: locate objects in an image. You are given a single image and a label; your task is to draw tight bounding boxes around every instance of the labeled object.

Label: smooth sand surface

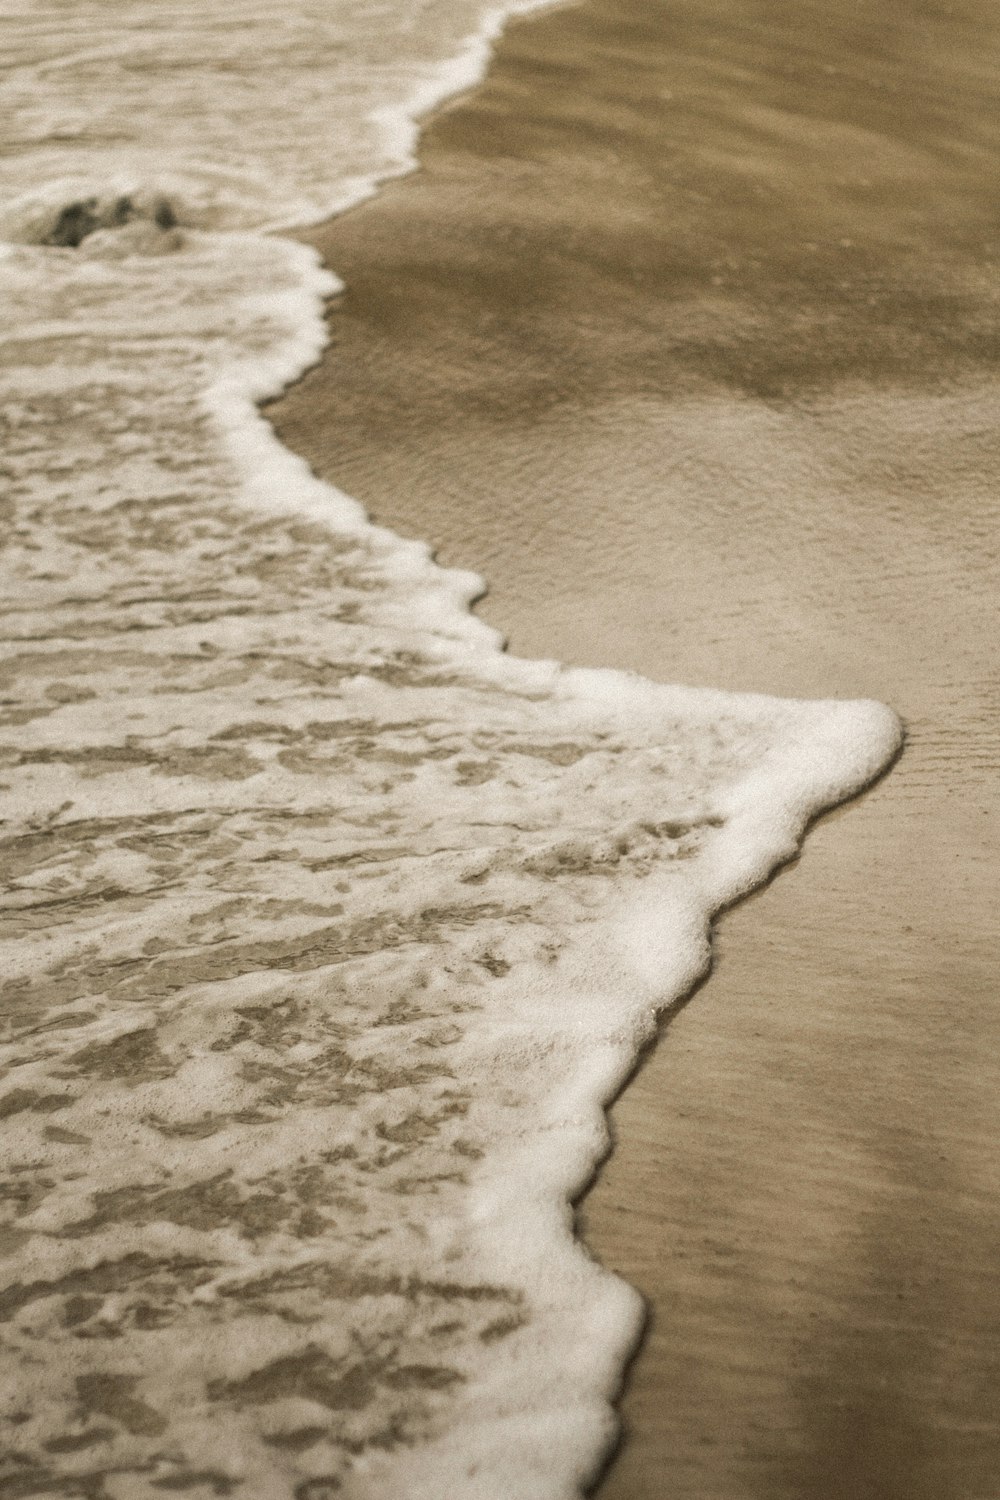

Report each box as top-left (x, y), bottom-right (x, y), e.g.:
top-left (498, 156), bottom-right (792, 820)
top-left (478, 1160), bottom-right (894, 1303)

top-left (272, 1), bottom-right (1000, 1493)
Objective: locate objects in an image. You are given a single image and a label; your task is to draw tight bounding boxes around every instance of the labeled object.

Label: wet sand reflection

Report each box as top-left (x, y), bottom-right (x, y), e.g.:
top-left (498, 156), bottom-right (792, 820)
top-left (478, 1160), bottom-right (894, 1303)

top-left (273, 0), bottom-right (1000, 1492)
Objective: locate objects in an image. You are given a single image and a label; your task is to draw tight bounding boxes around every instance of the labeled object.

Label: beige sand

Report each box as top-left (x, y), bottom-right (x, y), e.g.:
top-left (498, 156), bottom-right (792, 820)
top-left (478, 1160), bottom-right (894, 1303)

top-left (272, 1), bottom-right (1000, 1493)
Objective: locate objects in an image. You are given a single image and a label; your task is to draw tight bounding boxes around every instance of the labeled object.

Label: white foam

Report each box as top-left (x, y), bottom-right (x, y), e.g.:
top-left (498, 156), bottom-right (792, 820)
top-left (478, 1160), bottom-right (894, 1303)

top-left (0, 1), bottom-right (901, 1496)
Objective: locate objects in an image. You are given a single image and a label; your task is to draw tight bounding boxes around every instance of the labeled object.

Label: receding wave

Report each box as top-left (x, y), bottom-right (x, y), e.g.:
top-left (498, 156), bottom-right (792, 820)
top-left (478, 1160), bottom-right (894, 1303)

top-left (0, 2), bottom-right (901, 1495)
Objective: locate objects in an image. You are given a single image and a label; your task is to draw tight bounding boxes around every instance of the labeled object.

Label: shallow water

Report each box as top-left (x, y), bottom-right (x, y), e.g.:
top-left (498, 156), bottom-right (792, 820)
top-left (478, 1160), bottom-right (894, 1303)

top-left (272, 0), bottom-right (1000, 1493)
top-left (0, 2), bottom-right (901, 1495)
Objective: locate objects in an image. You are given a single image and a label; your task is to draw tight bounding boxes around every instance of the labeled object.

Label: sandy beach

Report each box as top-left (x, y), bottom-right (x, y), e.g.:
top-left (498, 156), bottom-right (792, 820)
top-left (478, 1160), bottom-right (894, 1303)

top-left (272, 1), bottom-right (1000, 1494)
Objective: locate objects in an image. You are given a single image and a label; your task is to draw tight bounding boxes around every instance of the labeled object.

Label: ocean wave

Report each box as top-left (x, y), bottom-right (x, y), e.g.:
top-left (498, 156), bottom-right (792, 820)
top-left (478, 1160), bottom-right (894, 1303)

top-left (0, 1), bottom-right (901, 1494)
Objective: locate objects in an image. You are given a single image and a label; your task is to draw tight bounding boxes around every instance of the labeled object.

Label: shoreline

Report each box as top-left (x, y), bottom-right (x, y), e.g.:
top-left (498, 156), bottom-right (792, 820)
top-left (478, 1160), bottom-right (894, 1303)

top-left (272, 0), bottom-right (1000, 1494)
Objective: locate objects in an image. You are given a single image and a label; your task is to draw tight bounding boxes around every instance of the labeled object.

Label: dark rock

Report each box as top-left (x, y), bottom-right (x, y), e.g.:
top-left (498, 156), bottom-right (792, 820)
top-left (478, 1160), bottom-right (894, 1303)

top-left (45, 199), bottom-right (99, 248)
top-left (41, 193), bottom-right (177, 249)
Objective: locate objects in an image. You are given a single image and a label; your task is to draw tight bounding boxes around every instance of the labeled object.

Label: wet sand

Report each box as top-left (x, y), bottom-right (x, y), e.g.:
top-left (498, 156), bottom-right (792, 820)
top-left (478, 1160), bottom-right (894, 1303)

top-left (272, 1), bottom-right (1000, 1494)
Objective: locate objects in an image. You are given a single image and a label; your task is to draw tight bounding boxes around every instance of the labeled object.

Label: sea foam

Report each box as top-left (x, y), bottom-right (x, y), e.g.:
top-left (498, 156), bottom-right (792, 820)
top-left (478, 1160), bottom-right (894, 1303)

top-left (0, 2), bottom-right (900, 1496)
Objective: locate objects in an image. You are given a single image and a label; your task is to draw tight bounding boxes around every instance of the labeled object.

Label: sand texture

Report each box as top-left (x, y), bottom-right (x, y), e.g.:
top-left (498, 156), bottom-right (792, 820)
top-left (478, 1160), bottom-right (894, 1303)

top-left (272, 0), bottom-right (1000, 1494)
